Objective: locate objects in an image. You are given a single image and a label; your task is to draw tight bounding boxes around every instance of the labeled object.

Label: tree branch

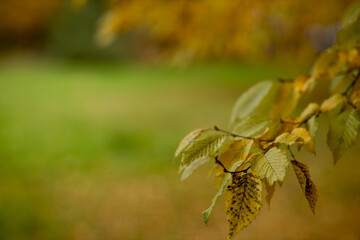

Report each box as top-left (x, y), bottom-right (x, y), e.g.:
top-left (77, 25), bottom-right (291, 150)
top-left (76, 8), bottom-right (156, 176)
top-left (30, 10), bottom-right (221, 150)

top-left (215, 156), bottom-right (250, 174)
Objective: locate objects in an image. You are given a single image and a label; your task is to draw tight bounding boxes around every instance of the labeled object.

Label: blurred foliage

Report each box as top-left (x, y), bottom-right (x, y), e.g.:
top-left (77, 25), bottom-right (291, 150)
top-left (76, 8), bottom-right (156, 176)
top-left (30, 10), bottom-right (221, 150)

top-left (47, 0), bottom-right (121, 58)
top-left (0, 0), bottom-right (59, 39)
top-left (0, 0), bottom-right (356, 61)
top-left (97, 0), bottom-right (355, 62)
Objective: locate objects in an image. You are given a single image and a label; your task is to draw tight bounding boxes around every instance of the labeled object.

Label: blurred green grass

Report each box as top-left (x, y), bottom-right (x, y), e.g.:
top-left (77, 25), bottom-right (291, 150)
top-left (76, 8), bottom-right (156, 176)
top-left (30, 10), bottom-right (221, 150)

top-left (0, 60), bottom-right (307, 174)
top-left (1, 60), bottom-right (360, 240)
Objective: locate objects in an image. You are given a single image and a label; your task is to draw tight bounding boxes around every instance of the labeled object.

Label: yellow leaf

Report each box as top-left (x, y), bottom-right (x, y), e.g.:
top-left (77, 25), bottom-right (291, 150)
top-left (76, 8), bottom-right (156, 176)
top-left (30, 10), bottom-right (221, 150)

top-left (291, 160), bottom-right (318, 214)
top-left (225, 172), bottom-right (262, 239)
top-left (313, 49), bottom-right (347, 80)
top-left (204, 144), bottom-right (257, 224)
top-left (275, 128), bottom-right (312, 146)
top-left (293, 74), bottom-right (310, 94)
top-left (274, 117), bottom-right (301, 138)
top-left (217, 139), bottom-right (253, 172)
top-left (350, 89), bottom-right (360, 111)
top-left (347, 48), bottom-right (360, 69)
top-left (300, 103), bottom-right (319, 121)
top-left (320, 94), bottom-right (347, 112)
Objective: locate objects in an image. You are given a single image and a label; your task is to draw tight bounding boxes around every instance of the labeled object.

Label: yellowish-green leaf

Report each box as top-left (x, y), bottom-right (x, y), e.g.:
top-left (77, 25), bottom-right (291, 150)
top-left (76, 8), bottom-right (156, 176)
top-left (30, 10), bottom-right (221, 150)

top-left (305, 116), bottom-right (318, 154)
top-left (251, 147), bottom-right (288, 186)
top-left (320, 94), bottom-right (347, 112)
top-left (291, 160), bottom-right (318, 214)
top-left (225, 172), bottom-right (262, 239)
top-left (327, 109), bottom-right (360, 163)
top-left (272, 82), bottom-right (300, 119)
top-left (230, 81), bottom-right (273, 123)
top-left (180, 133), bottom-right (227, 171)
top-left (300, 103), bottom-right (319, 121)
top-left (232, 117), bottom-right (271, 138)
top-left (257, 81), bottom-right (281, 118)
top-left (342, 0), bottom-right (360, 26)
top-left (265, 182), bottom-right (275, 210)
top-left (174, 128), bottom-right (211, 159)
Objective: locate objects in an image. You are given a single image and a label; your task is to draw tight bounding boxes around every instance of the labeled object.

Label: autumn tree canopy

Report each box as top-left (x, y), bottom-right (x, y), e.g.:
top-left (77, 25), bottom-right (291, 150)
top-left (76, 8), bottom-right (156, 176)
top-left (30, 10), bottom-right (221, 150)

top-left (97, 0), bottom-right (355, 62)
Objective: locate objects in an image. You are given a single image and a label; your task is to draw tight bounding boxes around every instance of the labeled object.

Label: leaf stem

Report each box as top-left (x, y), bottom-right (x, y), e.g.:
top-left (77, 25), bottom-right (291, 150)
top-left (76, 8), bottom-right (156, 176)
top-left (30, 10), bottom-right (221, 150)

top-left (213, 125), bottom-right (272, 142)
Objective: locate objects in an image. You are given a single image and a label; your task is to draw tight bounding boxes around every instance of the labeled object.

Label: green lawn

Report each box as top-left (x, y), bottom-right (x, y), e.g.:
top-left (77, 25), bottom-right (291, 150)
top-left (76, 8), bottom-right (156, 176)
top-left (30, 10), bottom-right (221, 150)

top-left (0, 60), bottom-right (307, 174)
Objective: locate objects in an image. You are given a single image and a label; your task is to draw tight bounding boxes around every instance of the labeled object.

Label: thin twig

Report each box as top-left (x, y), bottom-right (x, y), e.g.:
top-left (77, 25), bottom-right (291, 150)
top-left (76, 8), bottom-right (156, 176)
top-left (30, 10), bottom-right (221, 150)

top-left (215, 156), bottom-right (250, 174)
top-left (213, 125), bottom-right (272, 142)
top-left (342, 69), bottom-right (360, 97)
top-left (288, 146), bottom-right (296, 160)
top-left (278, 78), bottom-right (294, 83)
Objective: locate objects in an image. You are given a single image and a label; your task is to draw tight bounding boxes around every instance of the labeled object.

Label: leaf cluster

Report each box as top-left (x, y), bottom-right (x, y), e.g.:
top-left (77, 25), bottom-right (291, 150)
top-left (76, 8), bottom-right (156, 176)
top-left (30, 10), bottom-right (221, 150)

top-left (174, 2), bottom-right (360, 239)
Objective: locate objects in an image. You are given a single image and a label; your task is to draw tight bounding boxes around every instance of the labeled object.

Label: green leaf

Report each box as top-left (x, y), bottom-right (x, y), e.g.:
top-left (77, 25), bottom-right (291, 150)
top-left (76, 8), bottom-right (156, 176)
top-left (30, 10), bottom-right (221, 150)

top-left (330, 74), bottom-right (345, 93)
top-left (232, 117), bottom-right (271, 138)
top-left (320, 94), bottom-right (346, 112)
top-left (330, 73), bottom-right (356, 94)
top-left (203, 173), bottom-right (231, 225)
top-left (342, 0), bottom-right (360, 27)
top-left (180, 133), bottom-right (227, 171)
top-left (335, 19), bottom-right (360, 50)
top-left (251, 147), bottom-right (289, 185)
top-left (291, 160), bottom-right (318, 214)
top-left (307, 116), bottom-right (318, 139)
top-left (230, 81), bottom-right (273, 123)
top-left (174, 128), bottom-right (211, 159)
top-left (225, 172), bottom-right (262, 239)
top-left (327, 109), bottom-right (360, 163)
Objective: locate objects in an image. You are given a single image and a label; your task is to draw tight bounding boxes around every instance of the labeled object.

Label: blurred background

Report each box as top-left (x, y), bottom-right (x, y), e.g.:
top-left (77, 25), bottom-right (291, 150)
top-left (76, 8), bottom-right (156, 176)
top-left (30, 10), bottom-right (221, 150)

top-left (0, 0), bottom-right (360, 239)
